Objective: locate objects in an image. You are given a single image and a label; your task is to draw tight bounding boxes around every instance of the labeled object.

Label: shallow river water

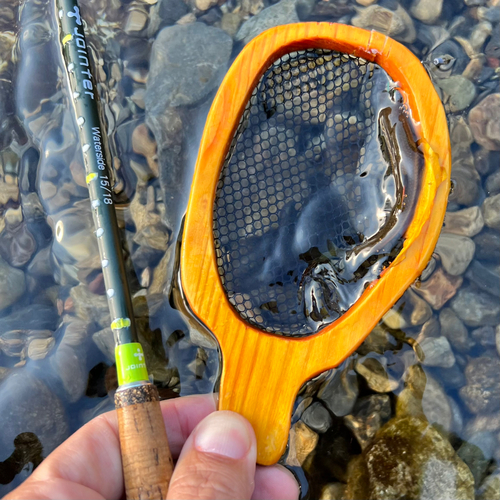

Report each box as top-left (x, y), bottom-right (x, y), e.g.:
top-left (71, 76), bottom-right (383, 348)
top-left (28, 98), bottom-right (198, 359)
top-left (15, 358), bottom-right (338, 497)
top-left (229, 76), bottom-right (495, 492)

top-left (0, 0), bottom-right (500, 498)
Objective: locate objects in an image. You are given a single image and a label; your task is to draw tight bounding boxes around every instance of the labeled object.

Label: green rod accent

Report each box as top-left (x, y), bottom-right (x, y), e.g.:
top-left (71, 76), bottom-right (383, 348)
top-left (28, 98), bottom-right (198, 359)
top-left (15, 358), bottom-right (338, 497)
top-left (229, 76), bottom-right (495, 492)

top-left (56, 0), bottom-right (148, 384)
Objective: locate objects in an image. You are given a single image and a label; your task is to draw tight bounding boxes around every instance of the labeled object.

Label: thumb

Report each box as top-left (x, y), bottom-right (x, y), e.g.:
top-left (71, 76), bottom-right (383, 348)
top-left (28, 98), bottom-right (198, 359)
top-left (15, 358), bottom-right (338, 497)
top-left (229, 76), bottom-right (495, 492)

top-left (167, 410), bottom-right (257, 500)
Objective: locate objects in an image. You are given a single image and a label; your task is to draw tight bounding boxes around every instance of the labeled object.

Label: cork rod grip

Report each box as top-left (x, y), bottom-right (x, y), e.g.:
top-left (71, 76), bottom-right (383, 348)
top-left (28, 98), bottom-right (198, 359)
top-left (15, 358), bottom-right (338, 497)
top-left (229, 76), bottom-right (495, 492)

top-left (115, 384), bottom-right (173, 500)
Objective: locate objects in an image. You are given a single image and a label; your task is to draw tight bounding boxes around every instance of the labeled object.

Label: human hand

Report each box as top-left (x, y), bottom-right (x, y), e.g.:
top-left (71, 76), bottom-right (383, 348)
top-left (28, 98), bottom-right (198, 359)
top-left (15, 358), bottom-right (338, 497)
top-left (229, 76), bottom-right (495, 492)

top-left (2, 394), bottom-right (299, 500)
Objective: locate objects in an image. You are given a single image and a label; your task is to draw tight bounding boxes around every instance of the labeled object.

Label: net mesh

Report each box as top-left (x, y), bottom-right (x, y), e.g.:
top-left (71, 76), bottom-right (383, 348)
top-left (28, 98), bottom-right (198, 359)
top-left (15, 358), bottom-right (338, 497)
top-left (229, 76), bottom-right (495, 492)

top-left (213, 49), bottom-right (417, 336)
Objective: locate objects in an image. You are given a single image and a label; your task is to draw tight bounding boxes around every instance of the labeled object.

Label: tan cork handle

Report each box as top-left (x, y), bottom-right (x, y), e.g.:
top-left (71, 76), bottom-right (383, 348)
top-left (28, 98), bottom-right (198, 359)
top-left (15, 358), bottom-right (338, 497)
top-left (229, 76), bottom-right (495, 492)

top-left (115, 383), bottom-right (173, 500)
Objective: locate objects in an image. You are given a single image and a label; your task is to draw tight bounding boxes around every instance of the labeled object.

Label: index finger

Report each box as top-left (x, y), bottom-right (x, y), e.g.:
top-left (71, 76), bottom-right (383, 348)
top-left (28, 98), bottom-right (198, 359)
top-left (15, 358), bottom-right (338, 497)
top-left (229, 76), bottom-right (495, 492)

top-left (29, 394), bottom-right (217, 500)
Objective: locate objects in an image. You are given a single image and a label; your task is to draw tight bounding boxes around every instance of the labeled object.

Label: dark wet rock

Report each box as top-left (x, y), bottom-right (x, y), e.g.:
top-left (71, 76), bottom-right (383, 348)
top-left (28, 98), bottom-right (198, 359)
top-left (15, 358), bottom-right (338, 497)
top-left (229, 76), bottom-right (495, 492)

top-left (433, 363), bottom-right (467, 390)
top-left (318, 366), bottom-right (359, 417)
top-left (474, 148), bottom-right (498, 176)
top-left (236, 0), bottom-right (314, 45)
top-left (420, 336), bottom-right (456, 368)
top-left (443, 206), bottom-right (484, 237)
top-left (469, 94), bottom-right (500, 150)
top-left (459, 357), bottom-right (500, 414)
top-left (435, 233), bottom-right (475, 276)
top-left (133, 223), bottom-right (170, 252)
top-left (146, 23), bottom-right (232, 114)
top-left (0, 304), bottom-right (58, 335)
top-left (439, 307), bottom-right (472, 353)
top-left (357, 325), bottom-right (399, 356)
top-left (344, 395), bottom-right (391, 450)
top-left (301, 402), bottom-right (332, 434)
top-left (450, 285), bottom-right (500, 327)
top-left (352, 4), bottom-right (416, 43)
top-left (474, 228), bottom-right (500, 262)
top-left (413, 266), bottom-right (463, 310)
top-left (355, 356), bottom-right (399, 393)
top-left (466, 260), bottom-right (500, 297)
top-left (485, 24), bottom-right (500, 61)
top-left (0, 371), bottom-right (69, 486)
top-left (310, 0), bottom-right (353, 18)
top-left (437, 76), bottom-right (477, 112)
top-left (422, 373), bottom-right (455, 433)
top-left (482, 194), bottom-right (500, 230)
top-left (0, 256), bottom-right (25, 312)
top-left (26, 246), bottom-right (53, 278)
top-left (457, 431), bottom-right (495, 486)
top-left (344, 415), bottom-right (474, 500)
top-left (416, 316), bottom-right (441, 341)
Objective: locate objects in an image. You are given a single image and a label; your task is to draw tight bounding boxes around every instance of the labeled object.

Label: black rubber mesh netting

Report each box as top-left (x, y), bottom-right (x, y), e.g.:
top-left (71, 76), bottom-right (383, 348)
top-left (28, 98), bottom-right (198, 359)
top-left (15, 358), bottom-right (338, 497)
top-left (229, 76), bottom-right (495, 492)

top-left (213, 49), bottom-right (419, 337)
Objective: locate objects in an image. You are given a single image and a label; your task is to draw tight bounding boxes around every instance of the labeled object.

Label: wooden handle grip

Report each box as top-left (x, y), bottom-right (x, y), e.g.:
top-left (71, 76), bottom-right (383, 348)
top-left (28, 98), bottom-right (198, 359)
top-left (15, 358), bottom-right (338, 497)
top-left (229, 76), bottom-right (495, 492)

top-left (115, 384), bottom-right (173, 500)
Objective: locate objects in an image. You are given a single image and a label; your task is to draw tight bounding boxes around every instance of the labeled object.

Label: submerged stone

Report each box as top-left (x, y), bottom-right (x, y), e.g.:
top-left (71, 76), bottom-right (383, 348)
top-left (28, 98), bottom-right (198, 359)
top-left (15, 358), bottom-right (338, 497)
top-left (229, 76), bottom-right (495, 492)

top-left (345, 415), bottom-right (474, 500)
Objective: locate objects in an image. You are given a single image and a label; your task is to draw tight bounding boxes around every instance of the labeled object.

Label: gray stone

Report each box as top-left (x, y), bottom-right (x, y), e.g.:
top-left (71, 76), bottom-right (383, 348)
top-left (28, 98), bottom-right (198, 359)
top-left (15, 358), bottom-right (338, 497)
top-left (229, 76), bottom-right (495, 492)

top-left (301, 401), bottom-right (332, 434)
top-left (443, 206), bottom-right (484, 237)
top-left (146, 23), bottom-right (232, 115)
top-left (422, 374), bottom-right (453, 433)
top-left (438, 75), bottom-right (477, 112)
top-left (485, 169), bottom-right (500, 196)
top-left (419, 336), bottom-right (456, 368)
top-left (477, 472), bottom-right (500, 500)
top-left (0, 256), bottom-right (25, 311)
top-left (451, 285), bottom-right (500, 327)
top-left (318, 366), bottom-right (359, 417)
top-left (483, 194), bottom-right (500, 230)
top-left (50, 319), bottom-right (90, 402)
top-left (466, 260), bottom-right (500, 297)
top-left (435, 233), bottom-right (475, 276)
top-left (495, 324), bottom-right (500, 359)
top-left (439, 308), bottom-right (472, 353)
top-left (236, 0), bottom-right (299, 45)
top-left (474, 228), bottom-right (500, 263)
top-left (459, 357), bottom-right (500, 414)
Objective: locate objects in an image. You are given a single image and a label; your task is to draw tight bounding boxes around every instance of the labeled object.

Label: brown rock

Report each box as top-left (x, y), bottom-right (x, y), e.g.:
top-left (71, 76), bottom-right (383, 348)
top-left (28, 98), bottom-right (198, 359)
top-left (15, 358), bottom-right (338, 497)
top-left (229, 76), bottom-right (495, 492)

top-left (286, 421), bottom-right (318, 467)
top-left (469, 94), bottom-right (500, 150)
top-left (413, 267), bottom-right (463, 310)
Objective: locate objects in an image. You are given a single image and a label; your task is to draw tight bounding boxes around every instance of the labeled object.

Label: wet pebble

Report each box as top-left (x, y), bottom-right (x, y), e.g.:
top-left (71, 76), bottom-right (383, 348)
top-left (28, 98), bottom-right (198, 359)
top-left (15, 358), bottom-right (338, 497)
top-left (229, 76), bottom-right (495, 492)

top-left (459, 357), bottom-right (500, 414)
top-left (146, 23), bottom-right (232, 114)
top-left (410, 0), bottom-right (442, 24)
top-left (352, 5), bottom-right (416, 43)
top-left (437, 76), bottom-right (477, 112)
top-left (443, 206), bottom-right (484, 237)
top-left (0, 222), bottom-right (37, 268)
top-left (465, 260), bottom-right (500, 297)
top-left (485, 169), bottom-right (500, 196)
top-left (469, 94), bottom-right (500, 150)
top-left (474, 228), bottom-right (500, 262)
top-left (471, 325), bottom-right (497, 348)
top-left (457, 431), bottom-right (495, 486)
top-left (419, 336), bottom-right (456, 368)
top-left (0, 256), bottom-right (25, 312)
top-left (287, 421), bottom-right (318, 467)
top-left (301, 402), bottom-right (332, 434)
top-left (413, 266), bottom-right (463, 310)
top-left (236, 0), bottom-right (300, 45)
top-left (422, 374), bottom-right (454, 433)
top-left (451, 285), bottom-right (500, 326)
top-left (439, 307), bottom-right (472, 353)
top-left (435, 233), bottom-right (475, 276)
top-left (482, 193), bottom-right (500, 230)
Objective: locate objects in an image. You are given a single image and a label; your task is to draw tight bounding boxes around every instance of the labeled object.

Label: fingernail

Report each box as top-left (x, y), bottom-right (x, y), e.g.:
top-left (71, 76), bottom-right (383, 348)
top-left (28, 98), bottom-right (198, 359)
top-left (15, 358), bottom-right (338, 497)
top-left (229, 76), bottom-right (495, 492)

top-left (194, 411), bottom-right (252, 460)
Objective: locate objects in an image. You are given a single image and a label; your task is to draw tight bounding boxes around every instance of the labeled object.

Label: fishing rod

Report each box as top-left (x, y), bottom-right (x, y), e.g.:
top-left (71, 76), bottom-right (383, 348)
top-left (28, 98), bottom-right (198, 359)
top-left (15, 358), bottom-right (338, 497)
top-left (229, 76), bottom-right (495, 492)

top-left (56, 1), bottom-right (173, 497)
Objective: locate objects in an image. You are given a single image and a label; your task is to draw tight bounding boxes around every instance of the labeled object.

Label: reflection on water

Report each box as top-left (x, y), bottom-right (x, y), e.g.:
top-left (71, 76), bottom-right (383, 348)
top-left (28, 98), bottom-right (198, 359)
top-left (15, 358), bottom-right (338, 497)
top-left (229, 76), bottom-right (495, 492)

top-left (0, 0), bottom-right (499, 498)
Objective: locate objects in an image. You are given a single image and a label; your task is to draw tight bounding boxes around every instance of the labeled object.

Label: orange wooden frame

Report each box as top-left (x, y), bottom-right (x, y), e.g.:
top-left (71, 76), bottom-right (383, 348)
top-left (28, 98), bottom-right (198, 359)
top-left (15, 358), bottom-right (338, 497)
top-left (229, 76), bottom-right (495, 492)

top-left (181, 23), bottom-right (451, 465)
